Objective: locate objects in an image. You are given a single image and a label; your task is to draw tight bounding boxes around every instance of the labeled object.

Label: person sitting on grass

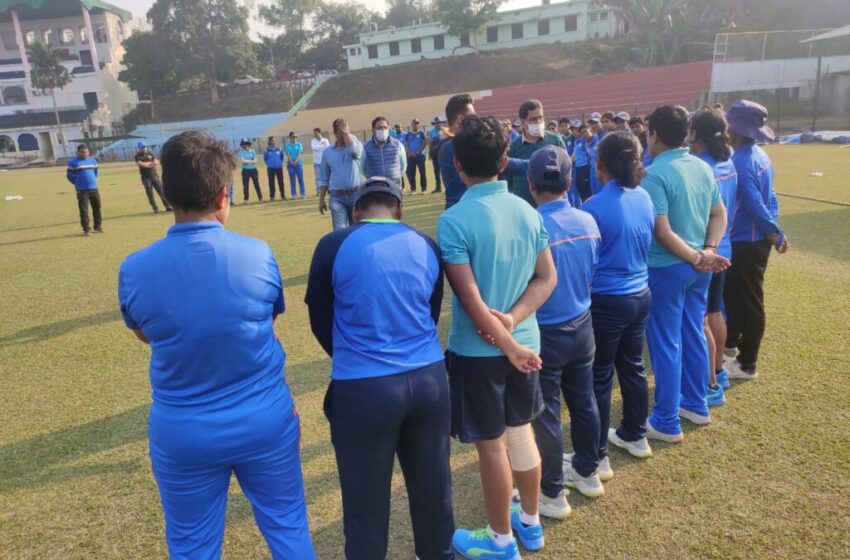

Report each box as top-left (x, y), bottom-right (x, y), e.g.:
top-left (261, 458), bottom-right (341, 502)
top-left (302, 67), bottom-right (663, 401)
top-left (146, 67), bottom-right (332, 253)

top-left (438, 115), bottom-right (556, 560)
top-left (118, 131), bottom-right (315, 560)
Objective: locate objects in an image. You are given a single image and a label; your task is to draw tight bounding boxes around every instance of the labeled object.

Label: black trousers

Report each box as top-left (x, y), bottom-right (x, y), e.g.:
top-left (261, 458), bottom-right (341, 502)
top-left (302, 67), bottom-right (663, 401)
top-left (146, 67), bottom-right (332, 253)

top-left (241, 168), bottom-right (262, 201)
top-left (76, 189), bottom-right (102, 232)
top-left (323, 362), bottom-right (455, 560)
top-left (724, 239), bottom-right (772, 368)
top-left (142, 176), bottom-right (171, 211)
top-left (406, 154), bottom-right (427, 192)
top-left (431, 157), bottom-right (442, 192)
top-left (267, 167), bottom-right (284, 200)
top-left (575, 166), bottom-right (592, 201)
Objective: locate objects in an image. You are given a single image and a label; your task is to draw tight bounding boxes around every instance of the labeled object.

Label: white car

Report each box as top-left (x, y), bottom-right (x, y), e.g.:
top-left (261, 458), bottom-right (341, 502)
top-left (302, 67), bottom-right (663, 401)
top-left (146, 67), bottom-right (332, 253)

top-left (316, 69), bottom-right (338, 78)
top-left (233, 75), bottom-right (262, 85)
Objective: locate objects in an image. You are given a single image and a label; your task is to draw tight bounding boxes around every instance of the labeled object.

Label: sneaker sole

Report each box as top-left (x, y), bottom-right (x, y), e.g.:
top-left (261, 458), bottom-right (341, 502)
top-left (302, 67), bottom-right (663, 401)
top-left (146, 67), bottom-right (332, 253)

top-left (727, 372), bottom-right (758, 380)
top-left (454, 546), bottom-right (521, 560)
top-left (564, 480), bottom-right (605, 499)
top-left (538, 504), bottom-right (571, 520)
top-left (608, 429), bottom-right (653, 459)
top-left (679, 409), bottom-right (711, 425)
top-left (514, 532), bottom-right (544, 552)
top-left (598, 468), bottom-right (614, 482)
top-left (645, 421), bottom-right (684, 444)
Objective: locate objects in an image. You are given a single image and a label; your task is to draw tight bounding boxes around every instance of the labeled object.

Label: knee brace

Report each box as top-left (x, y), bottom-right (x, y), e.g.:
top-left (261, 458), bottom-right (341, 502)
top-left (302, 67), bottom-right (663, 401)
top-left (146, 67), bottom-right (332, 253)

top-left (504, 424), bottom-right (541, 472)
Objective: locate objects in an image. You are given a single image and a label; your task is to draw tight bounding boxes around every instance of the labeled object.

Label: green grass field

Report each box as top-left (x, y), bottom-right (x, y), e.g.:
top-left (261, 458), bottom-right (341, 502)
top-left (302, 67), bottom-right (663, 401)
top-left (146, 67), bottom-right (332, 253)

top-left (1, 145), bottom-right (848, 559)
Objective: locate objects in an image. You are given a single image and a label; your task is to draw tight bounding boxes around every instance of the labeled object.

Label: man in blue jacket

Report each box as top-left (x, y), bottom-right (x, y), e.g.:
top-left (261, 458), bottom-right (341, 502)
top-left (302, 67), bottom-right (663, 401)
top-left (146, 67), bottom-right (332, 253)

top-left (264, 136), bottom-right (285, 201)
top-left (360, 116), bottom-right (407, 188)
top-left (723, 100), bottom-right (790, 380)
top-left (66, 144), bottom-right (102, 236)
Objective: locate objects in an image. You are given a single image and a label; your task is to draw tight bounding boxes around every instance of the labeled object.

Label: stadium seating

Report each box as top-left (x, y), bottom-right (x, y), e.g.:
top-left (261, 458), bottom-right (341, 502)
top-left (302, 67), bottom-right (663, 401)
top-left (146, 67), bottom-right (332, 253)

top-left (474, 60), bottom-right (712, 120)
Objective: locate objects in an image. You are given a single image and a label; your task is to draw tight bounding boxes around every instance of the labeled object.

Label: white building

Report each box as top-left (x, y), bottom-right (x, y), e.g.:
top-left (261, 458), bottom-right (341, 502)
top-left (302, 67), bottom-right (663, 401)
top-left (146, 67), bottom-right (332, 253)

top-left (0, 0), bottom-right (138, 163)
top-left (345, 0), bottom-right (621, 71)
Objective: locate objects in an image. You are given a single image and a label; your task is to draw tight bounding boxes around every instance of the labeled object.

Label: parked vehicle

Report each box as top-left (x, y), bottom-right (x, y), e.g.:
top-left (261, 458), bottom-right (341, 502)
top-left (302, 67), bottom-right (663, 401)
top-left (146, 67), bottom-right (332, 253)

top-left (316, 69), bottom-right (338, 78)
top-left (233, 75), bottom-right (263, 85)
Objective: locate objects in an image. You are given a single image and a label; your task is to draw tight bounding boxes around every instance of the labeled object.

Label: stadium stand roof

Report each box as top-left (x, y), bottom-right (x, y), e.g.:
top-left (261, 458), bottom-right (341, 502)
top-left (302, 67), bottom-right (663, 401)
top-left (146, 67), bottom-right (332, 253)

top-left (0, 0), bottom-right (131, 22)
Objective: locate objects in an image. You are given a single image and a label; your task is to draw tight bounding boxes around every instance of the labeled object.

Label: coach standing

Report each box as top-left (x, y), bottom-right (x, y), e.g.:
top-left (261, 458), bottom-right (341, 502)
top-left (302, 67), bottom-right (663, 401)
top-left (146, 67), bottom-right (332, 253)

top-left (239, 138), bottom-right (263, 203)
top-left (724, 100), bottom-right (789, 380)
top-left (317, 118), bottom-right (362, 230)
top-left (305, 178), bottom-right (454, 559)
top-left (360, 116), bottom-right (407, 187)
top-left (404, 118), bottom-right (428, 194)
top-left (264, 136), bottom-right (285, 201)
top-left (66, 143), bottom-right (103, 236)
top-left (118, 131), bottom-right (315, 559)
top-left (134, 142), bottom-right (173, 213)
top-left (507, 99), bottom-right (566, 207)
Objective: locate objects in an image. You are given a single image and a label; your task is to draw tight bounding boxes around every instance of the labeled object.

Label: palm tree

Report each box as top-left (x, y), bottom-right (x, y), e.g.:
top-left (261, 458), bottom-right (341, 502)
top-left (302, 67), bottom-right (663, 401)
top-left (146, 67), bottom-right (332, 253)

top-left (26, 41), bottom-right (73, 158)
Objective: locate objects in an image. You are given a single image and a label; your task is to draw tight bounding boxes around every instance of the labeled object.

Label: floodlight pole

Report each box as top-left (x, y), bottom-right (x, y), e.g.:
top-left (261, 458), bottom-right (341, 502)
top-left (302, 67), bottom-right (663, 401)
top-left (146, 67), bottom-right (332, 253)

top-left (812, 55), bottom-right (822, 131)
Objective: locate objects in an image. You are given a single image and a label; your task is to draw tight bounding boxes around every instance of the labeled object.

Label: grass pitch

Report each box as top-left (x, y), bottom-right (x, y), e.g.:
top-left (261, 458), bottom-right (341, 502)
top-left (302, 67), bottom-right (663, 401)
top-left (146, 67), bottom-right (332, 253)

top-left (1, 145), bottom-right (849, 559)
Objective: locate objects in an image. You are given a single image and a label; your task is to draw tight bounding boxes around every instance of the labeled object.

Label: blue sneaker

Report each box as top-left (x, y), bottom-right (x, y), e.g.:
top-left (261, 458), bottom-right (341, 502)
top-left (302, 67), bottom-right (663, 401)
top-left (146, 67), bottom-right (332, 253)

top-left (716, 369), bottom-right (731, 389)
top-left (707, 384), bottom-right (726, 407)
top-left (452, 527), bottom-right (521, 560)
top-left (510, 502), bottom-right (544, 551)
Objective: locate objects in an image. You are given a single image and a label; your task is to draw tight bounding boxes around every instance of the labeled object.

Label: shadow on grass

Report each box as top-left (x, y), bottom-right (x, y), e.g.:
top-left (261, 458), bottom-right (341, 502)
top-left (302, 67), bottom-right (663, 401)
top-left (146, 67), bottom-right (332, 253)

top-left (0, 309), bottom-right (121, 346)
top-left (780, 206), bottom-right (850, 263)
top-left (0, 404), bottom-right (149, 492)
top-left (0, 210), bottom-right (165, 236)
top-left (284, 274), bottom-right (308, 288)
top-left (0, 232), bottom-right (85, 247)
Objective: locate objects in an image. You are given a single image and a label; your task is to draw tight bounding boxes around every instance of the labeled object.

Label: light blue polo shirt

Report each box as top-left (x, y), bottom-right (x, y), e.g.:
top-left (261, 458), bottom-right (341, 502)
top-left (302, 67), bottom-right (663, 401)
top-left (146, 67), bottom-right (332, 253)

top-left (641, 147), bottom-right (721, 268)
top-left (118, 221), bottom-right (286, 407)
top-left (240, 148), bottom-right (257, 170)
top-left (438, 181), bottom-right (549, 357)
top-left (285, 141), bottom-right (303, 162)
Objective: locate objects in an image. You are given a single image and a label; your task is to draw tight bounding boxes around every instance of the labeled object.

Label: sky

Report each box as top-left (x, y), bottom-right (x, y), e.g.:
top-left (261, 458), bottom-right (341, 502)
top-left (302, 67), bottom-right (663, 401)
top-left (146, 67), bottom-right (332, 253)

top-left (110, 0), bottom-right (545, 38)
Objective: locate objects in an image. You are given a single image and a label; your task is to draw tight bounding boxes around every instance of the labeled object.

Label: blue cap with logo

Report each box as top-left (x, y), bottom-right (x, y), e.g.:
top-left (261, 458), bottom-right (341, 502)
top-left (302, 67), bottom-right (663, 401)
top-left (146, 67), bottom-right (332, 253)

top-left (527, 145), bottom-right (572, 189)
top-left (240, 137), bottom-right (252, 145)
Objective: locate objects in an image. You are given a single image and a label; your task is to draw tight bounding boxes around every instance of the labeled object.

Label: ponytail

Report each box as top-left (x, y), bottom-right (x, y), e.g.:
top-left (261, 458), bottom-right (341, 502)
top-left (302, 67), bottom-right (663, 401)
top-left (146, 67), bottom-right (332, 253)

top-left (690, 109), bottom-right (732, 162)
top-left (597, 131), bottom-right (644, 188)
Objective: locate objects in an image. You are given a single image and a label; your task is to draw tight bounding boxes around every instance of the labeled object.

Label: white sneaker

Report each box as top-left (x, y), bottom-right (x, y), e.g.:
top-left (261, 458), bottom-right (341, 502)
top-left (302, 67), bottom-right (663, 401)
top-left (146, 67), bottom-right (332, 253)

top-left (723, 347), bottom-right (738, 359)
top-left (726, 359), bottom-right (758, 380)
top-left (645, 419), bottom-right (684, 444)
top-left (563, 465), bottom-right (605, 498)
top-left (608, 428), bottom-right (653, 458)
top-left (597, 456), bottom-right (614, 482)
top-left (679, 408), bottom-right (711, 425)
top-left (539, 490), bottom-right (571, 520)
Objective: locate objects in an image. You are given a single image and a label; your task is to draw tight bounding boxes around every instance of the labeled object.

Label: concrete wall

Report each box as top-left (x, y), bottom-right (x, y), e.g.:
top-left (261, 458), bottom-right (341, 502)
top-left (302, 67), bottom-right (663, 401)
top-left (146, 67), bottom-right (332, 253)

top-left (710, 55), bottom-right (850, 94)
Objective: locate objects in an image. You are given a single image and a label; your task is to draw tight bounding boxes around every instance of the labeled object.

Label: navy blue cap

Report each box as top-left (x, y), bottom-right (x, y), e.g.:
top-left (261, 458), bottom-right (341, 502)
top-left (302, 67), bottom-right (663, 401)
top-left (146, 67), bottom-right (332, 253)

top-left (240, 137), bottom-right (252, 145)
top-left (355, 176), bottom-right (403, 206)
top-left (726, 100), bottom-right (775, 141)
top-left (527, 146), bottom-right (572, 189)
top-left (136, 141), bottom-right (146, 149)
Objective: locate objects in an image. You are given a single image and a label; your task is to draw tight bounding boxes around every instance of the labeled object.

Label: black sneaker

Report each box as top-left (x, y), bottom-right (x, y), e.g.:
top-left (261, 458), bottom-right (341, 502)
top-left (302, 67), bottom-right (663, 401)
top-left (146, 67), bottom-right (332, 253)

top-left (93, 228), bottom-right (104, 234)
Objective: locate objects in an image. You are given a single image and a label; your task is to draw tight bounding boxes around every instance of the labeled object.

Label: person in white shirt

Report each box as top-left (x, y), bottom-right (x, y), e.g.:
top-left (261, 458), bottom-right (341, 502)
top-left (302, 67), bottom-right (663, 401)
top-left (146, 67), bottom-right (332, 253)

top-left (311, 128), bottom-right (331, 197)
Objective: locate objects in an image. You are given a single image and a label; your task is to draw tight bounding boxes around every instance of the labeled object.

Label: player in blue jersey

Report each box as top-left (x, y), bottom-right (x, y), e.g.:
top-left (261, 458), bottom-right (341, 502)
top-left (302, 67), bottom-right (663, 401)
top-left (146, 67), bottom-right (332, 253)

top-left (66, 144), bottom-right (102, 235)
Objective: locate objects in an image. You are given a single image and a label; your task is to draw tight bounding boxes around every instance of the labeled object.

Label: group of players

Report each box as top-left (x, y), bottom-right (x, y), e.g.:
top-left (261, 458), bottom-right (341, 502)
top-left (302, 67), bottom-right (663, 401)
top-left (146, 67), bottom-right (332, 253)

top-left (108, 90), bottom-right (788, 560)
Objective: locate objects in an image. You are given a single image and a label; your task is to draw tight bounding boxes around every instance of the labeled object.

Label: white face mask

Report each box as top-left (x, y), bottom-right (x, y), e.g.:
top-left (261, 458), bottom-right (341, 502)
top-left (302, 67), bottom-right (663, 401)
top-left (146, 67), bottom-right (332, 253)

top-left (527, 123), bottom-right (544, 138)
top-left (375, 129), bottom-right (389, 142)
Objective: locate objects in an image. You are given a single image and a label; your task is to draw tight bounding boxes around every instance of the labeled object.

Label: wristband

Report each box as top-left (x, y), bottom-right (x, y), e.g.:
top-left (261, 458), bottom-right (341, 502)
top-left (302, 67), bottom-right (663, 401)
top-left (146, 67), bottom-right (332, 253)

top-left (703, 244), bottom-right (717, 249)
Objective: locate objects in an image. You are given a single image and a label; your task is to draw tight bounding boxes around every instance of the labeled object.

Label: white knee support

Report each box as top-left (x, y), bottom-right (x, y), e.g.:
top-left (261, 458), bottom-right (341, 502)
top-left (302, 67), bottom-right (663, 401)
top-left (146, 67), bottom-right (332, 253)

top-left (505, 424), bottom-right (540, 472)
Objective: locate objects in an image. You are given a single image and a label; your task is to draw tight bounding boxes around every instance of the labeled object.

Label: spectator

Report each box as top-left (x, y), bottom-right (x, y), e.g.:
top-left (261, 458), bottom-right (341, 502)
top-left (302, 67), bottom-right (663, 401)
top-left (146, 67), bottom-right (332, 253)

top-left (404, 118), bottom-right (428, 194)
top-left (429, 115), bottom-right (445, 193)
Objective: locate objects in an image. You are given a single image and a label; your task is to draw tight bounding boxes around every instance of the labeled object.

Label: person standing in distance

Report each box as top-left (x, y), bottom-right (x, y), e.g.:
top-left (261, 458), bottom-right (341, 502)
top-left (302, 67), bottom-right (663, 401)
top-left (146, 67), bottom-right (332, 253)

top-left (66, 143), bottom-right (103, 236)
top-left (525, 146), bottom-right (604, 509)
top-left (310, 128), bottom-right (330, 197)
top-left (306, 177), bottom-right (454, 560)
top-left (264, 136), bottom-right (285, 201)
top-left (723, 100), bottom-right (789, 380)
top-left (135, 141), bottom-right (173, 213)
top-left (317, 118), bottom-right (363, 230)
top-left (429, 116), bottom-right (445, 193)
top-left (360, 116), bottom-right (407, 188)
top-left (285, 132), bottom-right (306, 199)
top-left (506, 99), bottom-right (567, 206)
top-left (239, 138), bottom-right (263, 203)
top-left (641, 105), bottom-right (730, 443)
top-left (405, 118), bottom-right (428, 195)
top-left (118, 131), bottom-right (315, 560)
top-left (440, 115), bottom-right (557, 560)
top-left (583, 132), bottom-right (656, 466)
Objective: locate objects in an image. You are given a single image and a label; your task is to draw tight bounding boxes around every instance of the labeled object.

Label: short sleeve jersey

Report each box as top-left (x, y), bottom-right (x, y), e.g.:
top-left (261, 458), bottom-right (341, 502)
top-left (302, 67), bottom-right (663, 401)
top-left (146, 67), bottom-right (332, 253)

top-left (438, 181), bottom-right (549, 356)
top-left (134, 152), bottom-right (158, 179)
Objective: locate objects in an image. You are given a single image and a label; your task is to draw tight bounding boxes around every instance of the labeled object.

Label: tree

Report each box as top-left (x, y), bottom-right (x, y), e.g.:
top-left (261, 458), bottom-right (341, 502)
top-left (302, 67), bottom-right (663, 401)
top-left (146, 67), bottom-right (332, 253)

top-left (148, 0), bottom-right (258, 102)
top-left (119, 31), bottom-right (181, 119)
top-left (384, 0), bottom-right (436, 28)
top-left (258, 0), bottom-right (316, 69)
top-left (299, 1), bottom-right (378, 70)
top-left (27, 41), bottom-right (72, 159)
top-left (436, 0), bottom-right (503, 55)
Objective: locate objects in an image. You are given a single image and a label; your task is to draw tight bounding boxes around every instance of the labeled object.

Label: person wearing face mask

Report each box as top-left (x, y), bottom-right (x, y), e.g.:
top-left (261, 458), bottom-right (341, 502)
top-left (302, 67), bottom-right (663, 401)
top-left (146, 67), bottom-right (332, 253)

top-left (360, 116), bottom-right (407, 189)
top-left (506, 99), bottom-right (566, 207)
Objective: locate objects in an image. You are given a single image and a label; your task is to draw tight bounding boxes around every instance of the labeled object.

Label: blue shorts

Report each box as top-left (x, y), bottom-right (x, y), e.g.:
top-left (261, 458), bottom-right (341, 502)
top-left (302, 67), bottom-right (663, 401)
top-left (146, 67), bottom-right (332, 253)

top-left (446, 351), bottom-right (544, 443)
top-left (707, 270), bottom-right (727, 314)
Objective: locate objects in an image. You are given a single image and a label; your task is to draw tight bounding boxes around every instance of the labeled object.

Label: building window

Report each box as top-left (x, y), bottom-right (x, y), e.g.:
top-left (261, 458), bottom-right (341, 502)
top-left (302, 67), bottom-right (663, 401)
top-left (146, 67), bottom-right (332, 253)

top-left (538, 19), bottom-right (550, 36)
top-left (94, 24), bottom-right (108, 44)
top-left (565, 15), bottom-right (578, 32)
top-left (511, 23), bottom-right (523, 40)
top-left (42, 29), bottom-right (56, 45)
top-left (368, 44), bottom-right (378, 59)
top-left (116, 20), bottom-right (124, 39)
top-left (460, 33), bottom-right (470, 47)
top-left (18, 133), bottom-right (38, 151)
top-left (411, 37), bottom-right (421, 53)
top-left (0, 135), bottom-right (15, 152)
top-left (600, 11), bottom-right (608, 20)
top-left (1, 85), bottom-right (27, 105)
top-left (349, 48), bottom-right (357, 56)
top-left (24, 31), bottom-right (36, 46)
top-left (590, 13), bottom-right (598, 22)
top-left (1, 31), bottom-right (17, 51)
top-left (79, 26), bottom-right (89, 45)
top-left (389, 41), bottom-right (399, 56)
top-left (60, 28), bottom-right (75, 45)
top-left (357, 47), bottom-right (361, 55)
top-left (487, 26), bottom-right (498, 43)
top-left (433, 34), bottom-right (445, 50)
